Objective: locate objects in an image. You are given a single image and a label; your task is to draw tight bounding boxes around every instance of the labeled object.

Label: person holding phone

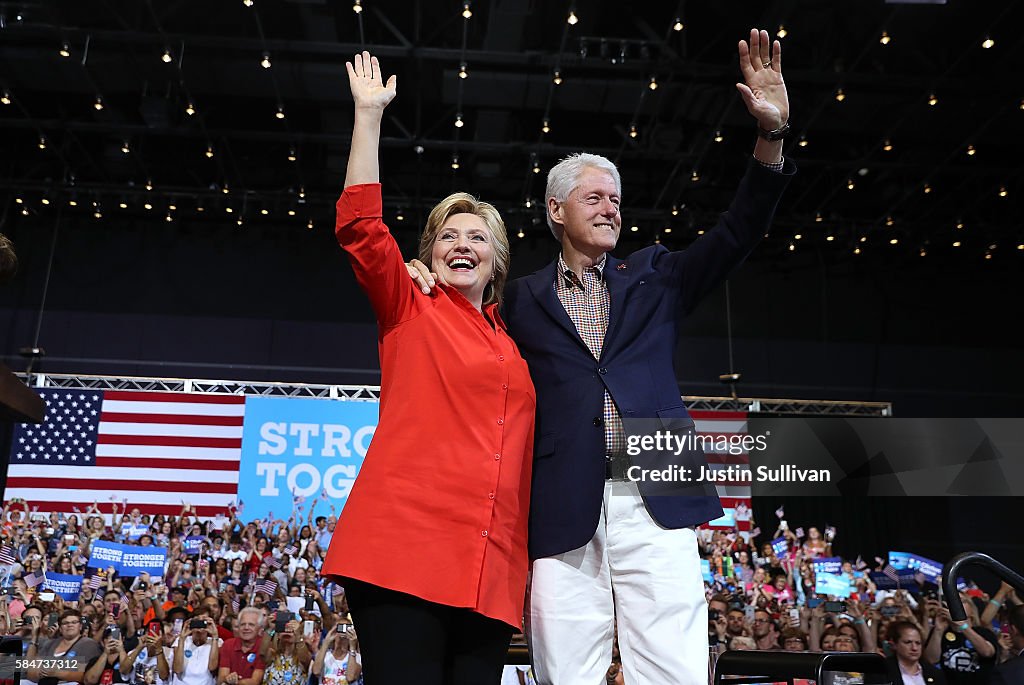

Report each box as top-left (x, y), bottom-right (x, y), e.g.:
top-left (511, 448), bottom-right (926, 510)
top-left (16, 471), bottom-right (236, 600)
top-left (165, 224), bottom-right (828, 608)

top-left (323, 51), bottom-right (534, 685)
top-left (26, 608), bottom-right (102, 685)
top-left (83, 628), bottom-right (130, 685)
top-left (263, 616), bottom-right (315, 685)
top-left (312, 623), bottom-right (362, 685)
top-left (119, 622), bottom-right (171, 685)
top-left (172, 613), bottom-right (219, 685)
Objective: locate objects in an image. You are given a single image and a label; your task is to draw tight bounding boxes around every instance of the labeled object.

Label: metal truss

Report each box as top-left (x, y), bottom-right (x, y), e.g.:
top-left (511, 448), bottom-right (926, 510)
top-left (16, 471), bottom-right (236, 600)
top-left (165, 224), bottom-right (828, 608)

top-left (25, 374), bottom-right (890, 415)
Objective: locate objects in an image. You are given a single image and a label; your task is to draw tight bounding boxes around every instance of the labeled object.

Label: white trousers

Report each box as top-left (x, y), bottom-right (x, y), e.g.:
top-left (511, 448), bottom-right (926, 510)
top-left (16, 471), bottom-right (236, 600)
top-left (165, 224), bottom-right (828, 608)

top-left (525, 480), bottom-right (708, 685)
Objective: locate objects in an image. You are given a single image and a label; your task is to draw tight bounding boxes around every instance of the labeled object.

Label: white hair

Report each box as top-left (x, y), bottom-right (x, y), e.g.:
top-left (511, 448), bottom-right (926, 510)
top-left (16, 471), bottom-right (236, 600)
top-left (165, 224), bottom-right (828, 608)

top-left (238, 606), bottom-right (264, 627)
top-left (544, 152), bottom-right (622, 241)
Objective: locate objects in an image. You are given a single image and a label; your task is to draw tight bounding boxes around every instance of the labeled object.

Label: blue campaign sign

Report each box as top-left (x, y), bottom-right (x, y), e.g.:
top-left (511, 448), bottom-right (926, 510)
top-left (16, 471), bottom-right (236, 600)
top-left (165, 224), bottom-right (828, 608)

top-left (183, 536), bottom-right (205, 556)
top-left (707, 508), bottom-right (736, 528)
top-left (701, 559), bottom-right (712, 583)
top-left (44, 572), bottom-right (83, 600)
top-left (812, 557), bottom-right (843, 575)
top-left (770, 537), bottom-right (789, 560)
top-left (87, 540), bottom-right (167, 577)
top-left (237, 397), bottom-right (379, 523)
top-left (815, 572), bottom-right (851, 598)
top-left (888, 551), bottom-right (913, 570)
top-left (907, 553), bottom-right (943, 582)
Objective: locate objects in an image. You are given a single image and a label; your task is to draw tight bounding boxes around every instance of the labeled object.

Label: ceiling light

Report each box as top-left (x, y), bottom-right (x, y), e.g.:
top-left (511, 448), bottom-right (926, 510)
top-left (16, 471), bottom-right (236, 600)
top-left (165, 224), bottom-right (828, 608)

top-left (94, 95), bottom-right (104, 111)
top-left (567, 10), bottom-right (578, 25)
top-left (454, 113), bottom-right (464, 128)
top-left (14, 197), bottom-right (22, 204)
top-left (59, 42), bottom-right (71, 58)
top-left (815, 212), bottom-right (823, 222)
top-left (451, 154), bottom-right (460, 170)
top-left (713, 130), bottom-right (724, 143)
top-left (69, 199), bottom-right (78, 207)
top-left (396, 210), bottom-right (404, 221)
top-left (629, 124), bottom-right (638, 139)
top-left (532, 158), bottom-right (540, 174)
top-left (261, 52), bottom-right (271, 69)
top-left (664, 227), bottom-right (672, 234)
top-left (788, 242), bottom-right (795, 252)
top-left (673, 18), bottom-right (683, 32)
top-left (462, 2), bottom-right (472, 19)
top-left (952, 241), bottom-right (961, 248)
top-left (982, 37), bottom-right (995, 49)
top-left (119, 201), bottom-right (128, 209)
top-left (185, 101), bottom-right (196, 116)
top-left (458, 62), bottom-right (468, 79)
top-left (145, 179), bottom-right (153, 191)
top-left (671, 205), bottom-right (679, 216)
top-left (352, 0), bottom-right (362, 13)
top-left (630, 225), bottom-right (638, 232)
top-left (121, 140), bottom-right (130, 154)
top-left (41, 197), bottom-right (50, 205)
top-left (955, 220), bottom-right (964, 229)
top-left (275, 104), bottom-right (285, 119)
top-left (928, 93), bottom-right (938, 106)
top-left (287, 146), bottom-right (297, 161)
top-left (298, 186), bottom-right (305, 199)
top-left (261, 209), bottom-right (269, 215)
top-left (826, 234), bottom-right (834, 242)
top-left (168, 203), bottom-right (177, 211)
top-left (880, 31), bottom-right (891, 45)
top-left (998, 186), bottom-right (1008, 197)
top-left (882, 138), bottom-right (893, 151)
top-left (143, 202), bottom-right (152, 210)
top-left (777, 24), bottom-right (787, 38)
top-left (205, 144), bottom-right (214, 158)
top-left (165, 212), bottom-right (174, 223)
top-left (553, 70), bottom-right (562, 85)
top-left (517, 228), bottom-right (525, 238)
top-left (923, 183), bottom-right (932, 194)
top-left (835, 87), bottom-right (846, 102)
top-left (224, 183), bottom-right (231, 194)
top-left (243, 0), bottom-right (254, 6)
top-left (226, 206), bottom-right (234, 213)
top-left (161, 48), bottom-right (173, 63)
top-left (847, 179), bottom-right (855, 190)
top-left (237, 218), bottom-right (244, 226)
top-left (794, 233), bottom-right (802, 240)
top-left (307, 218), bottom-right (314, 229)
top-left (0, 90), bottom-right (10, 105)
top-left (38, 135), bottom-right (47, 149)
top-left (287, 209), bottom-right (295, 216)
top-left (691, 169), bottom-right (700, 181)
top-left (798, 134), bottom-right (808, 147)
top-left (889, 238), bottom-right (898, 245)
top-left (524, 198), bottom-right (532, 208)
top-left (885, 216), bottom-right (894, 226)
top-left (966, 144), bottom-right (976, 156)
top-left (648, 76), bottom-right (658, 90)
top-left (541, 118), bottom-right (550, 134)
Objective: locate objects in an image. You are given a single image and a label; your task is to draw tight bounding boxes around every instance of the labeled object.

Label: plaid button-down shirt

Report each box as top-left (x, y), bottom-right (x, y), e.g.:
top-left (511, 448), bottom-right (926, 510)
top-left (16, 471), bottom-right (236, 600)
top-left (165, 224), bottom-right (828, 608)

top-left (553, 254), bottom-right (625, 456)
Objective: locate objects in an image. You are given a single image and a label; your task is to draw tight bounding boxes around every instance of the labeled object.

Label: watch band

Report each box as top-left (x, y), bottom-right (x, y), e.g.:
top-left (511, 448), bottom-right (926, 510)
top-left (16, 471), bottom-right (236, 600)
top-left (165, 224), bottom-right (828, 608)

top-left (757, 121), bottom-right (791, 141)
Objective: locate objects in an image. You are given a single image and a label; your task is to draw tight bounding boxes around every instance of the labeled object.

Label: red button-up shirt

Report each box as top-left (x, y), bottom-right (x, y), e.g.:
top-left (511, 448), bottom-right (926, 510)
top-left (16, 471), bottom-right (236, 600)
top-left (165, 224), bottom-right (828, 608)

top-left (323, 184), bottom-right (535, 629)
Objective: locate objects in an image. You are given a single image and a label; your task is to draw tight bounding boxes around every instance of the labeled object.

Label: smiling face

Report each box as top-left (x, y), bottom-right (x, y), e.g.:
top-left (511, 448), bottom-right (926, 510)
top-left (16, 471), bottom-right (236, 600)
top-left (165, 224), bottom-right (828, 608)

top-left (549, 166), bottom-right (621, 259)
top-left (429, 213), bottom-right (495, 306)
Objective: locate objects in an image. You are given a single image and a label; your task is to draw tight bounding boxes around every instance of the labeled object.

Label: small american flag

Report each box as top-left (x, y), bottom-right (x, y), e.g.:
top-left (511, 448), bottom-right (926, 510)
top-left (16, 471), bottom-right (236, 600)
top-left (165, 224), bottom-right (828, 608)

top-left (855, 555), bottom-right (869, 571)
top-left (292, 493), bottom-right (305, 505)
top-left (231, 597), bottom-right (240, 613)
top-left (120, 592), bottom-right (131, 610)
top-left (264, 556), bottom-right (281, 569)
top-left (6, 389), bottom-right (245, 516)
top-left (750, 526), bottom-right (761, 538)
top-left (331, 584), bottom-right (345, 597)
top-left (255, 578), bottom-right (277, 596)
top-left (883, 564), bottom-right (899, 582)
top-left (283, 544), bottom-right (298, 556)
top-left (794, 527), bottom-right (804, 539)
top-left (0, 545), bottom-right (16, 565)
top-left (87, 573), bottom-right (105, 589)
top-left (775, 506), bottom-right (785, 519)
top-left (25, 571), bottom-right (45, 587)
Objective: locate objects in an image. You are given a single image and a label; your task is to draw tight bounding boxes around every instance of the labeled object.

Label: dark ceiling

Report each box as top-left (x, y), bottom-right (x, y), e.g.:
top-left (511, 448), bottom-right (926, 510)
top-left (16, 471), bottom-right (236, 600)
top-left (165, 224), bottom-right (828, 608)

top-left (1, 0), bottom-right (1022, 270)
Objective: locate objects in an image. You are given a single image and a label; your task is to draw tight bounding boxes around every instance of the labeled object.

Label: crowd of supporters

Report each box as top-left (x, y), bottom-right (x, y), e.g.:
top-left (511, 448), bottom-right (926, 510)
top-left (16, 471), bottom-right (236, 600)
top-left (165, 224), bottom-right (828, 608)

top-left (0, 498), bottom-right (1019, 685)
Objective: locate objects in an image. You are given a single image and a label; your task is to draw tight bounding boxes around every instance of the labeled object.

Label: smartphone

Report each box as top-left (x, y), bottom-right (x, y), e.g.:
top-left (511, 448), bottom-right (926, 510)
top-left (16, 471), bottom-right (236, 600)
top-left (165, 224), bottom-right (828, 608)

top-left (106, 625), bottom-right (121, 640)
top-left (880, 605), bottom-right (900, 618)
top-left (824, 600), bottom-right (847, 613)
top-left (338, 623), bottom-right (350, 634)
top-left (48, 613), bottom-right (59, 629)
top-left (274, 612), bottom-right (290, 634)
top-left (807, 597), bottom-right (823, 609)
top-left (744, 604), bottom-right (756, 621)
top-left (39, 591), bottom-right (56, 603)
top-left (147, 621), bottom-right (162, 638)
top-left (111, 603), bottom-right (121, 619)
top-left (189, 619), bottom-right (206, 631)
top-left (138, 581), bottom-right (149, 591)
top-left (304, 594), bottom-right (315, 612)
top-left (172, 618), bottom-right (183, 636)
top-left (788, 608), bottom-right (800, 626)
top-left (779, 520), bottom-right (788, 530)
top-left (303, 620), bottom-right (313, 637)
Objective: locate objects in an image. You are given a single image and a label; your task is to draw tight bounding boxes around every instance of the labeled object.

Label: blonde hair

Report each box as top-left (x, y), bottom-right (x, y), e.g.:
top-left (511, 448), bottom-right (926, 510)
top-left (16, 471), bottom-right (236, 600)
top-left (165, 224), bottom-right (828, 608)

top-left (417, 192), bottom-right (510, 307)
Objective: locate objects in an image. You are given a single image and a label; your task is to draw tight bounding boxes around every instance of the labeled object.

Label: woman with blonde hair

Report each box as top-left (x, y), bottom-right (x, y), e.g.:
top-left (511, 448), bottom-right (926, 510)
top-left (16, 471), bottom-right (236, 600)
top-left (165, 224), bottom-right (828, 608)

top-left (323, 52), bottom-right (535, 685)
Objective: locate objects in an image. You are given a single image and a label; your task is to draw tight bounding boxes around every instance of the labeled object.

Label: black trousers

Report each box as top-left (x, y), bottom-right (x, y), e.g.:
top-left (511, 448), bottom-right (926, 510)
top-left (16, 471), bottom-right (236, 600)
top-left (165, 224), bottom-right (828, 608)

top-left (341, 576), bottom-right (514, 685)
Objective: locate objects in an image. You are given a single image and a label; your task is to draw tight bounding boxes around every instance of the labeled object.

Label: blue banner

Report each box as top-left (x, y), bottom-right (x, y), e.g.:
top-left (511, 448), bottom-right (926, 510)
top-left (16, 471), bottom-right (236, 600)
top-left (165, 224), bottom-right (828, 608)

top-left (237, 397), bottom-right (378, 523)
top-left (770, 537), bottom-right (789, 560)
top-left (812, 557), bottom-right (843, 576)
top-left (707, 508), bottom-right (735, 528)
top-left (815, 572), bottom-right (851, 598)
top-left (888, 551), bottom-right (913, 570)
top-left (701, 559), bottom-right (712, 583)
top-left (183, 536), bottom-right (205, 556)
top-left (86, 540), bottom-right (167, 577)
top-left (907, 553), bottom-right (943, 583)
top-left (44, 572), bottom-right (83, 600)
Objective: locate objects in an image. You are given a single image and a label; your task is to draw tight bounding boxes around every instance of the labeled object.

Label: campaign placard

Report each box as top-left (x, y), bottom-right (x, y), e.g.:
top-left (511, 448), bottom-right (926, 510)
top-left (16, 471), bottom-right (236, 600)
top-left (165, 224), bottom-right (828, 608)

top-left (770, 537), bottom-right (789, 560)
top-left (815, 572), bottom-right (851, 598)
top-left (812, 557), bottom-right (843, 576)
top-left (86, 540), bottom-right (167, 577)
top-left (44, 572), bottom-right (83, 600)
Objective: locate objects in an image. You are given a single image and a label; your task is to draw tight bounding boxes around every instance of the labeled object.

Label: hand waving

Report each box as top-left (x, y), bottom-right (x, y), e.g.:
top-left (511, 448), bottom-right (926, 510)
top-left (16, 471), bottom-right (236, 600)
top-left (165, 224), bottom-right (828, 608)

top-left (736, 29), bottom-right (789, 130)
top-left (346, 51), bottom-right (396, 111)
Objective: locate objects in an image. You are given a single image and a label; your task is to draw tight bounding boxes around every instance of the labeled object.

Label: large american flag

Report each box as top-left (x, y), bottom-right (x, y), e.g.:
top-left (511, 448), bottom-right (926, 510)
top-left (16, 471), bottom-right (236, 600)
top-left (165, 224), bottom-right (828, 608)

top-left (5, 388), bottom-right (243, 516)
top-left (691, 410), bottom-right (752, 532)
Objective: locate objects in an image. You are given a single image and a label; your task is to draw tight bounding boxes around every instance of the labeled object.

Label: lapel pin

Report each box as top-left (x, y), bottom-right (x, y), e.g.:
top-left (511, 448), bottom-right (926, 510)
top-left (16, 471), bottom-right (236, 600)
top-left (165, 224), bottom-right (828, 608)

top-left (617, 262), bottom-right (627, 270)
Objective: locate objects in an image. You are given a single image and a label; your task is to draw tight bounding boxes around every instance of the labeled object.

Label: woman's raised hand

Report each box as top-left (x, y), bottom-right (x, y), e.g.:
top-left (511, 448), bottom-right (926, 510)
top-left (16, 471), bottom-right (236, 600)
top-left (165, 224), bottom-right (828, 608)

top-left (346, 51), bottom-right (396, 111)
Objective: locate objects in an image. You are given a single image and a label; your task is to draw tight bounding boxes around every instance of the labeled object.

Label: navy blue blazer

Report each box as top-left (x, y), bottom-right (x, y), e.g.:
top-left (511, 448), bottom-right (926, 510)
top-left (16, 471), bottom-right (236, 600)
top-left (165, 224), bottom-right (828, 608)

top-left (503, 159), bottom-right (796, 560)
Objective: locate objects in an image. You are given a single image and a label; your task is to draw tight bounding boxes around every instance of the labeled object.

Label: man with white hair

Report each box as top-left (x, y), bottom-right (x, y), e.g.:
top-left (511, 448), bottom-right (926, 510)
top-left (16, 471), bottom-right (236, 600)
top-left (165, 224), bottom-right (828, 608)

top-left (216, 608), bottom-right (265, 685)
top-left (409, 28), bottom-right (794, 685)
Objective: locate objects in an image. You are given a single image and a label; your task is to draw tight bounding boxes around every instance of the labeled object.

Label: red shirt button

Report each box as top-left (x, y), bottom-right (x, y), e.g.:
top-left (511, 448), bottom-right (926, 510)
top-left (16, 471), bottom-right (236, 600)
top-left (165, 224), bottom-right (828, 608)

top-left (481, 530), bottom-right (488, 537)
top-left (488, 492), bottom-right (495, 500)
top-left (497, 418), bottom-right (504, 425)
top-left (501, 384), bottom-right (508, 390)
top-left (494, 453), bottom-right (501, 460)
top-left (497, 355), bottom-right (505, 361)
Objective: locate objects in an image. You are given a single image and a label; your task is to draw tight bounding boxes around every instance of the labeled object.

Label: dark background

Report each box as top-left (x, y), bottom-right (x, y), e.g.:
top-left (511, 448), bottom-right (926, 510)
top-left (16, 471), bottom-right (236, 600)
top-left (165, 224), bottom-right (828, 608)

top-left (0, 0), bottom-right (1021, 585)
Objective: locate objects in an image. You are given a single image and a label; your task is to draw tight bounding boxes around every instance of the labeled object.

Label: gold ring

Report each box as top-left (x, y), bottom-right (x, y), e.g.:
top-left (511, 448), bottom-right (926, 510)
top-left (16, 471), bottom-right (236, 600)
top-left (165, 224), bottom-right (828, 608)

top-left (762, 60), bottom-right (772, 69)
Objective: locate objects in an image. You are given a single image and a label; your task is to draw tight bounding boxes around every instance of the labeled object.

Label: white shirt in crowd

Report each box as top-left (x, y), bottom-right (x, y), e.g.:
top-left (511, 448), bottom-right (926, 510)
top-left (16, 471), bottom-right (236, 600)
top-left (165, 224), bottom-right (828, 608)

top-left (217, 549), bottom-right (248, 563)
top-left (501, 665), bottom-right (536, 685)
top-left (321, 650), bottom-right (361, 685)
top-left (174, 637), bottom-right (218, 685)
top-left (131, 646), bottom-right (174, 685)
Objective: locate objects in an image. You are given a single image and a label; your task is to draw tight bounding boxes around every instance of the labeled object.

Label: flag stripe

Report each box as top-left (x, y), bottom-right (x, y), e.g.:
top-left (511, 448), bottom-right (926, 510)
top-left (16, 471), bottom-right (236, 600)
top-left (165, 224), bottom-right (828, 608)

top-left (95, 456), bottom-right (240, 472)
top-left (8, 477), bottom-right (236, 494)
top-left (104, 391), bottom-right (245, 405)
top-left (24, 501), bottom-right (232, 516)
top-left (101, 400), bottom-right (246, 416)
top-left (96, 444), bottom-right (240, 460)
top-left (9, 490), bottom-right (235, 507)
top-left (96, 434), bottom-right (241, 448)
top-left (97, 421), bottom-right (243, 439)
top-left (8, 464), bottom-right (238, 483)
top-left (100, 412), bottom-right (245, 427)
